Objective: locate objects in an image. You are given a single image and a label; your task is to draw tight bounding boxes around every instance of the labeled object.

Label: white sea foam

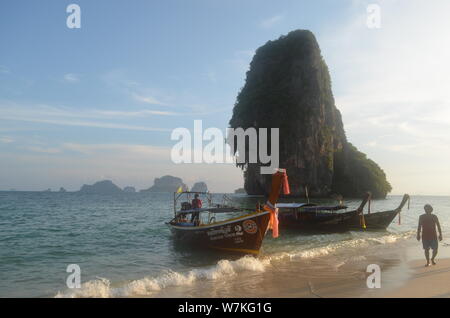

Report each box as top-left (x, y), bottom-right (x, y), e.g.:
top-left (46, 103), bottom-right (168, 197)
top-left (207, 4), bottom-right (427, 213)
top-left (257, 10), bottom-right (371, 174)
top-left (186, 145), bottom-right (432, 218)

top-left (55, 231), bottom-right (415, 298)
top-left (55, 277), bottom-right (111, 298)
top-left (55, 255), bottom-right (269, 298)
top-left (270, 231), bottom-right (415, 262)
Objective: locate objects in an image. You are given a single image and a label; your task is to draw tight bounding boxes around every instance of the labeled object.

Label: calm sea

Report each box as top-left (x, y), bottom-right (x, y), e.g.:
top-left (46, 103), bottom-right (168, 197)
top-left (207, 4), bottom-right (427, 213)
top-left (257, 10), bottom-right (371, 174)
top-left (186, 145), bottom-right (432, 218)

top-left (0, 192), bottom-right (449, 297)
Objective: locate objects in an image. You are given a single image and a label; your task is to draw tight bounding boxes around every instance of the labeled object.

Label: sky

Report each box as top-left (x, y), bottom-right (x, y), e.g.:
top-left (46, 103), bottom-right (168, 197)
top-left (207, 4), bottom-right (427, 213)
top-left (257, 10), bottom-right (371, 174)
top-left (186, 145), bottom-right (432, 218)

top-left (1, 0), bottom-right (450, 195)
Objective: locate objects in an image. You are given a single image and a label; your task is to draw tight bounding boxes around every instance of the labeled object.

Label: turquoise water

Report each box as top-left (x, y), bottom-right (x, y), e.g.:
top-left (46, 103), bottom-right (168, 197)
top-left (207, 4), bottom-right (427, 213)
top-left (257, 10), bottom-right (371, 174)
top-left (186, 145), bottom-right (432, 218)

top-left (0, 192), bottom-right (449, 297)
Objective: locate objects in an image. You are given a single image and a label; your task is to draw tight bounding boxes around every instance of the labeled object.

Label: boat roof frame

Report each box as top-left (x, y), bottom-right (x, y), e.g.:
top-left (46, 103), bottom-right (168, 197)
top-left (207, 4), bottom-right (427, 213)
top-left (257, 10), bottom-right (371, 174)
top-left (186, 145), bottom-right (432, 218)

top-left (173, 191), bottom-right (215, 216)
top-left (276, 202), bottom-right (348, 212)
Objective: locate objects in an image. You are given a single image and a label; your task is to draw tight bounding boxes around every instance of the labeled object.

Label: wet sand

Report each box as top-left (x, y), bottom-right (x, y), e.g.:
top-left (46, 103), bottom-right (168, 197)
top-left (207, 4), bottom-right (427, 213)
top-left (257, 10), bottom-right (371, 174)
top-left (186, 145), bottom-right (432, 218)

top-left (272, 238), bottom-right (450, 298)
top-left (270, 257), bottom-right (450, 298)
top-left (380, 258), bottom-right (450, 298)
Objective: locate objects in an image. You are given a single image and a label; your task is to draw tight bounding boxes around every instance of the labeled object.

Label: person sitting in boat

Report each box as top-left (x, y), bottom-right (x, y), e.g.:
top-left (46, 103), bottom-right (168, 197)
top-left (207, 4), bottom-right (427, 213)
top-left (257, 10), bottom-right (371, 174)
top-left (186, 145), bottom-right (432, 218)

top-left (190, 194), bottom-right (202, 225)
top-left (178, 213), bottom-right (188, 223)
top-left (417, 204), bottom-right (443, 266)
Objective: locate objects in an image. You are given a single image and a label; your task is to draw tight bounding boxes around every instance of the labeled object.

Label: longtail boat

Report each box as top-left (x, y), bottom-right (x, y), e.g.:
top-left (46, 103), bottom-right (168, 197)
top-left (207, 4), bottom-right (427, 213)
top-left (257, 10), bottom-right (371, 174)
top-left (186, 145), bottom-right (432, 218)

top-left (354, 193), bottom-right (410, 230)
top-left (277, 193), bottom-right (371, 233)
top-left (277, 193), bottom-right (410, 233)
top-left (167, 169), bottom-right (290, 255)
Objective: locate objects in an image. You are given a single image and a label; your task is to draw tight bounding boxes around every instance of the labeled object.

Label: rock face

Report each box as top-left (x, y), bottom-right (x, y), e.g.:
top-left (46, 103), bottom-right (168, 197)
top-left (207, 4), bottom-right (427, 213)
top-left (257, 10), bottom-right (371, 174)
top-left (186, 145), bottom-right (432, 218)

top-left (229, 30), bottom-right (391, 198)
top-left (141, 175), bottom-right (187, 193)
top-left (123, 186), bottom-right (136, 193)
top-left (78, 180), bottom-right (123, 195)
top-left (191, 182), bottom-right (208, 193)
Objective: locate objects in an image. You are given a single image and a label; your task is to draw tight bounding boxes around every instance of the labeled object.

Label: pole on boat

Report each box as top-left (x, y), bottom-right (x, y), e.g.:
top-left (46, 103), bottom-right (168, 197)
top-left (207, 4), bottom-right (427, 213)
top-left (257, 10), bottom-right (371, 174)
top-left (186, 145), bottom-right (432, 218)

top-left (173, 192), bottom-right (176, 218)
top-left (396, 194), bottom-right (410, 226)
top-left (305, 185), bottom-right (309, 204)
top-left (357, 192), bottom-right (371, 230)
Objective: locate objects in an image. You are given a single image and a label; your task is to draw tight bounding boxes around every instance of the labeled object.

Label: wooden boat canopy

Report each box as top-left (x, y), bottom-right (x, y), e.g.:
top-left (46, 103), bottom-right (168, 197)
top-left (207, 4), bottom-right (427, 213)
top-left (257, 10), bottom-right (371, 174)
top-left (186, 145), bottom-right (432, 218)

top-left (276, 202), bottom-right (348, 211)
top-left (276, 203), bottom-right (311, 208)
top-left (170, 210), bottom-right (270, 230)
top-left (175, 207), bottom-right (242, 215)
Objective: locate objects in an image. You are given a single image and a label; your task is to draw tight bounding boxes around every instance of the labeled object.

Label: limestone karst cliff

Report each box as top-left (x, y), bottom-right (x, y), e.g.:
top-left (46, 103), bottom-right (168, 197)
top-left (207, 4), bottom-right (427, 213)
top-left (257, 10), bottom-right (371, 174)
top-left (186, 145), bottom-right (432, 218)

top-left (78, 180), bottom-right (123, 195)
top-left (229, 30), bottom-right (391, 198)
top-left (141, 175), bottom-right (188, 193)
top-left (191, 182), bottom-right (208, 193)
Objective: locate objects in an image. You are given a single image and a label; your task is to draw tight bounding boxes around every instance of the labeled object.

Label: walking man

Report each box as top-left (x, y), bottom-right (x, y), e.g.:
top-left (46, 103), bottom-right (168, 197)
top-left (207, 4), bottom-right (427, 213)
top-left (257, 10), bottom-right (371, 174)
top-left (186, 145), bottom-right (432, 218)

top-left (417, 204), bottom-right (443, 266)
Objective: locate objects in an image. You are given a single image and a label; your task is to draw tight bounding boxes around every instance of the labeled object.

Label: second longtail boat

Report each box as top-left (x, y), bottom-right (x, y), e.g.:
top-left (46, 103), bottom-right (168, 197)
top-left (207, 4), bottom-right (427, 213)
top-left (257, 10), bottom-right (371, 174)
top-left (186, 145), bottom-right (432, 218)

top-left (277, 193), bottom-right (410, 233)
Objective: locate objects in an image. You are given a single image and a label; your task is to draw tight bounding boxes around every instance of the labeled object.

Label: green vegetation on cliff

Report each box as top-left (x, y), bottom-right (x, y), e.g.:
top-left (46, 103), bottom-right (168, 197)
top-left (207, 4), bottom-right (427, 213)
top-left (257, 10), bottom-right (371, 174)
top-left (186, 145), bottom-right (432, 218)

top-left (229, 30), bottom-right (392, 198)
top-left (332, 143), bottom-right (392, 198)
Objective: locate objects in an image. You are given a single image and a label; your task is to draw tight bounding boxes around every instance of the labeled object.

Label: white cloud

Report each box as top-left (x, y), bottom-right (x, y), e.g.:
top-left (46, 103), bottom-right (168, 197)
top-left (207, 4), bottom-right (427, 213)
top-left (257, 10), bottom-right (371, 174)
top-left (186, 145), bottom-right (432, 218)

top-left (0, 136), bottom-right (14, 143)
top-left (132, 93), bottom-right (168, 106)
top-left (0, 115), bottom-right (170, 132)
top-left (319, 0), bottom-right (450, 194)
top-left (101, 69), bottom-right (138, 88)
top-left (259, 14), bottom-right (284, 29)
top-left (62, 143), bottom-right (169, 157)
top-left (0, 101), bottom-right (179, 131)
top-left (26, 146), bottom-right (61, 154)
top-left (94, 109), bottom-right (178, 117)
top-left (63, 73), bottom-right (79, 83)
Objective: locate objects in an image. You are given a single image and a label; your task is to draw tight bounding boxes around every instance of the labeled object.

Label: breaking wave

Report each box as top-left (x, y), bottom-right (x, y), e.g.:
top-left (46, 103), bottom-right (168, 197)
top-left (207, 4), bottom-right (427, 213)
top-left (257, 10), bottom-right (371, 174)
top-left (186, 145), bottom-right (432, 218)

top-left (266, 231), bottom-right (415, 262)
top-left (55, 231), bottom-right (414, 298)
top-left (55, 256), bottom-right (269, 298)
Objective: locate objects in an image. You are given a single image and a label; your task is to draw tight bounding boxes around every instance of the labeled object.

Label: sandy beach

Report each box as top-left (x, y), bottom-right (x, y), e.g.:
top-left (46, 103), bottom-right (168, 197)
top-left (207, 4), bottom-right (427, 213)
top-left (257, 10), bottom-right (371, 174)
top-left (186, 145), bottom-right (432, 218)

top-left (314, 244), bottom-right (450, 298)
top-left (380, 258), bottom-right (450, 298)
top-left (262, 238), bottom-right (450, 299)
top-left (286, 258), bottom-right (450, 298)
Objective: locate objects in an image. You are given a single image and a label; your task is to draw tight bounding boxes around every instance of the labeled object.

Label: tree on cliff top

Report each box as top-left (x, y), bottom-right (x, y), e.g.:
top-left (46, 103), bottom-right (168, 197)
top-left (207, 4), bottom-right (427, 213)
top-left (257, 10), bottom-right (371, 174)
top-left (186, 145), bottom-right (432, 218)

top-left (229, 29), bottom-right (392, 198)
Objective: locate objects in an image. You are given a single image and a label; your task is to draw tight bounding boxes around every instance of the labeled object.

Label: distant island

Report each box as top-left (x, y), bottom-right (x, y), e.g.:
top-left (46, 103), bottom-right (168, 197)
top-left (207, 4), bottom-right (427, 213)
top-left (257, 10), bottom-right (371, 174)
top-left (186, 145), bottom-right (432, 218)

top-left (141, 175), bottom-right (188, 193)
top-left (70, 177), bottom-right (206, 194)
top-left (78, 180), bottom-right (123, 195)
top-left (234, 188), bottom-right (246, 194)
top-left (59, 187), bottom-right (67, 193)
top-left (191, 182), bottom-right (208, 193)
top-left (123, 186), bottom-right (136, 193)
top-left (229, 29), bottom-right (392, 199)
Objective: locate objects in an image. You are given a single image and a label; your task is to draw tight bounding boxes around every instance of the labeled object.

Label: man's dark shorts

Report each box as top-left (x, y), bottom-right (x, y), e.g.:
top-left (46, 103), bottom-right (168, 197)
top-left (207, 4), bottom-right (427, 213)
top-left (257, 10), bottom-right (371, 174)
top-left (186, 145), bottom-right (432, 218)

top-left (422, 239), bottom-right (438, 250)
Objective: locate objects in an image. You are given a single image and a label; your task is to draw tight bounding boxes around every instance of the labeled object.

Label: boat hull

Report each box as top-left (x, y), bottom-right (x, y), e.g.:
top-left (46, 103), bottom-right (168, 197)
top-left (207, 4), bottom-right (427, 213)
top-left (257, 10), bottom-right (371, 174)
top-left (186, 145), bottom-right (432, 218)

top-left (168, 212), bottom-right (271, 255)
top-left (278, 210), bottom-right (361, 233)
top-left (278, 194), bottom-right (408, 233)
top-left (279, 209), bottom-right (400, 232)
top-left (357, 210), bottom-right (399, 230)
